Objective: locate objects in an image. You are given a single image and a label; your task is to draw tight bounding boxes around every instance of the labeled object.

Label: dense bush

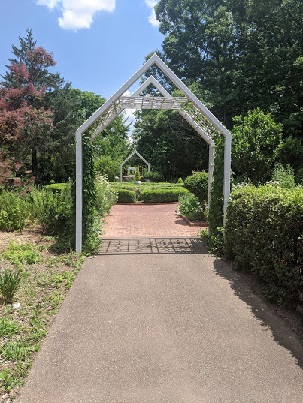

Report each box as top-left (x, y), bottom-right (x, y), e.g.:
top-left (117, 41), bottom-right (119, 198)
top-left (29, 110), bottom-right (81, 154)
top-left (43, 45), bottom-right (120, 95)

top-left (184, 171), bottom-right (208, 203)
top-left (0, 191), bottom-right (29, 231)
top-left (140, 187), bottom-right (188, 203)
top-left (225, 184), bottom-right (303, 307)
top-left (178, 193), bottom-right (206, 221)
top-left (29, 185), bottom-right (73, 237)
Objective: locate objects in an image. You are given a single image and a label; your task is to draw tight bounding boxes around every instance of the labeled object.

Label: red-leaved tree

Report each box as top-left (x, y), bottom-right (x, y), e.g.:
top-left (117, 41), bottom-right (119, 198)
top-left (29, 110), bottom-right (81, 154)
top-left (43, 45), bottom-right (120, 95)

top-left (0, 30), bottom-right (60, 180)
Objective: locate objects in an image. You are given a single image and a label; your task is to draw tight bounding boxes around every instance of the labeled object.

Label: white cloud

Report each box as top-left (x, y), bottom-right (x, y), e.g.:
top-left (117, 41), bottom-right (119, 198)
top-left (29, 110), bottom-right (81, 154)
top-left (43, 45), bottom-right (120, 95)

top-left (144, 0), bottom-right (159, 27)
top-left (36, 0), bottom-right (116, 30)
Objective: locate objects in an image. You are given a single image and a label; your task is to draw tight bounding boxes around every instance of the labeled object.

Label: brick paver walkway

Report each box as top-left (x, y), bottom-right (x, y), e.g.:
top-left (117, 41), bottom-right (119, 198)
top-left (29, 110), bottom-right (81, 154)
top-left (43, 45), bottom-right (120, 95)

top-left (102, 203), bottom-right (206, 238)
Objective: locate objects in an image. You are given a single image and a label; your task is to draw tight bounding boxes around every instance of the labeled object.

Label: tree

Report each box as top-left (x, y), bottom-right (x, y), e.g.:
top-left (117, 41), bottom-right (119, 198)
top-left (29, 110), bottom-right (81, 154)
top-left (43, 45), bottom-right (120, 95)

top-left (155, 0), bottom-right (303, 132)
top-left (231, 108), bottom-right (283, 184)
top-left (93, 115), bottom-right (131, 181)
top-left (133, 109), bottom-right (209, 181)
top-left (0, 29), bottom-right (64, 179)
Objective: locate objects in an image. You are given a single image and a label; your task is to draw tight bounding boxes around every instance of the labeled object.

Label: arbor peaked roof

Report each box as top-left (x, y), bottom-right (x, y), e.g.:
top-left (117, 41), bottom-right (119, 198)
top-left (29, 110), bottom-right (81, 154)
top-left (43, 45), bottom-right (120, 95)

top-left (76, 54), bottom-right (231, 144)
top-left (121, 150), bottom-right (150, 168)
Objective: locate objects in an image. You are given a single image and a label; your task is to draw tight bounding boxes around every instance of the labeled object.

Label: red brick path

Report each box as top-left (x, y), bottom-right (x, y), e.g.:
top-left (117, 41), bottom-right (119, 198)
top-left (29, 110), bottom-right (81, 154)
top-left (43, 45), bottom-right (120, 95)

top-left (102, 203), bottom-right (206, 238)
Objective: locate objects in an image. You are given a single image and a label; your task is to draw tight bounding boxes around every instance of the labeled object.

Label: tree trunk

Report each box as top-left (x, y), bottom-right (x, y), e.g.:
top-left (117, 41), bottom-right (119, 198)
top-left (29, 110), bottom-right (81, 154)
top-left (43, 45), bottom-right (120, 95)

top-left (32, 148), bottom-right (38, 181)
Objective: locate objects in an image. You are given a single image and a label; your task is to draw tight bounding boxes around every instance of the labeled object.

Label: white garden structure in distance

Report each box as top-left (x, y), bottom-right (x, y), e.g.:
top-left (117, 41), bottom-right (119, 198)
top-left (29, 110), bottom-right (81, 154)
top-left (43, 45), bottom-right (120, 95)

top-left (75, 54), bottom-right (232, 253)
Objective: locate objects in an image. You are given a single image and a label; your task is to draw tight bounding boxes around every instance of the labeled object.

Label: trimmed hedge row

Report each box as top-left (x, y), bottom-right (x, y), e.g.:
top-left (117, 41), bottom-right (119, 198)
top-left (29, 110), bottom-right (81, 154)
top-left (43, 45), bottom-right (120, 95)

top-left (225, 184), bottom-right (303, 307)
top-left (140, 187), bottom-right (188, 203)
top-left (112, 183), bottom-right (189, 203)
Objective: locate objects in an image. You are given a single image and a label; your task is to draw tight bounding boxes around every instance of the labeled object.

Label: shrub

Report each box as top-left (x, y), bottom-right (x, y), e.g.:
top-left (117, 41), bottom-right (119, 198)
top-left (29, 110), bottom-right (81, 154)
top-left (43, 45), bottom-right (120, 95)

top-left (140, 187), bottom-right (188, 203)
top-left (184, 171), bottom-right (208, 203)
top-left (271, 163), bottom-right (296, 189)
top-left (225, 184), bottom-right (303, 307)
top-left (28, 185), bottom-right (73, 236)
top-left (0, 191), bottom-right (29, 231)
top-left (178, 193), bottom-right (206, 221)
top-left (117, 188), bottom-right (137, 203)
top-left (95, 175), bottom-right (117, 215)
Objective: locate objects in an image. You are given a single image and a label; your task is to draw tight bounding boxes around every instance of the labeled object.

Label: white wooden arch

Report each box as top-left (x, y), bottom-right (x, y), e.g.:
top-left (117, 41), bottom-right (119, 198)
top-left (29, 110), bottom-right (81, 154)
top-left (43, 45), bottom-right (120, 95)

top-left (120, 150), bottom-right (151, 182)
top-left (75, 54), bottom-right (232, 253)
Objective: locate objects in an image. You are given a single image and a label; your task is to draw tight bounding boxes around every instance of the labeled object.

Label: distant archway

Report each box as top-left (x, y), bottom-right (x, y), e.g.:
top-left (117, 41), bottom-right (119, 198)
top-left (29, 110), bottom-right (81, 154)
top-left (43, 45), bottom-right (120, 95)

top-left (75, 54), bottom-right (232, 252)
top-left (120, 150), bottom-right (150, 182)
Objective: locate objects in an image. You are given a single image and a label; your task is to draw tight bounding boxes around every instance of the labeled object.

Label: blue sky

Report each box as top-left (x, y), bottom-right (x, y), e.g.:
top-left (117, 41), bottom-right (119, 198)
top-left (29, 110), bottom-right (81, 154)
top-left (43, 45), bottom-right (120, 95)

top-left (1, 0), bottom-right (164, 100)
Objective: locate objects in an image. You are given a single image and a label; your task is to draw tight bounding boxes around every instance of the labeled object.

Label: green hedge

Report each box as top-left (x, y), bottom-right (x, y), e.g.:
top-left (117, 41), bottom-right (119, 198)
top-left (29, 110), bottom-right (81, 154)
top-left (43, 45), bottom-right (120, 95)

top-left (112, 182), bottom-right (187, 203)
top-left (140, 187), bottom-right (188, 203)
top-left (117, 189), bottom-right (137, 203)
top-left (225, 184), bottom-right (303, 307)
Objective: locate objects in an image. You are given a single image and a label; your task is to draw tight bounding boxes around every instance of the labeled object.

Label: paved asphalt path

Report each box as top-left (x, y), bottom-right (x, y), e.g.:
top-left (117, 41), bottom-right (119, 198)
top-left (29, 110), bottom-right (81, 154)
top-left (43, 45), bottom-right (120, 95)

top-left (17, 251), bottom-right (303, 402)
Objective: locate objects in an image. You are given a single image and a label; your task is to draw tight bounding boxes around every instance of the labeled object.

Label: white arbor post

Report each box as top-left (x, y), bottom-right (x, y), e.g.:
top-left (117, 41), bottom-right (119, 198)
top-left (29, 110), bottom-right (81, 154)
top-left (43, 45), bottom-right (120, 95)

top-left (75, 129), bottom-right (83, 253)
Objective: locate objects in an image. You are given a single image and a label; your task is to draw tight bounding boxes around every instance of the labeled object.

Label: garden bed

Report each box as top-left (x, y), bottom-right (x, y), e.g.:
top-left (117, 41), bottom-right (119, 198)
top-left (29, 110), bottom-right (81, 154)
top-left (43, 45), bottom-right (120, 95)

top-left (0, 226), bottom-right (83, 401)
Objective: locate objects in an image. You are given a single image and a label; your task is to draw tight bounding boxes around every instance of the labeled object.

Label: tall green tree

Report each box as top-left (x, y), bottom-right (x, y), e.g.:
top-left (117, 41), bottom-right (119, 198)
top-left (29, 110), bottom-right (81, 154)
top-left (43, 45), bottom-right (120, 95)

top-left (155, 0), bottom-right (303, 132)
top-left (231, 108), bottom-right (283, 183)
top-left (133, 109), bottom-right (209, 180)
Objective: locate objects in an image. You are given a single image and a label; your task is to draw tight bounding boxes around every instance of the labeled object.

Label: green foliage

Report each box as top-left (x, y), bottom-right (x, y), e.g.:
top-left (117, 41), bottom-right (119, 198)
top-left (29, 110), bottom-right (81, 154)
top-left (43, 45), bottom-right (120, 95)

top-left (2, 243), bottom-right (41, 268)
top-left (232, 108), bottom-right (283, 184)
top-left (184, 171), bottom-right (208, 203)
top-left (117, 188), bottom-right (137, 203)
top-left (140, 187), bottom-right (188, 203)
top-left (135, 167), bottom-right (141, 181)
top-left (178, 193), bottom-right (206, 221)
top-left (156, 0), bottom-right (303, 134)
top-left (134, 109), bottom-right (209, 181)
top-left (0, 191), bottom-right (28, 231)
top-left (95, 175), bottom-right (117, 216)
top-left (208, 135), bottom-right (224, 234)
top-left (1, 341), bottom-right (32, 361)
top-left (271, 164), bottom-right (296, 189)
top-left (201, 227), bottom-right (225, 256)
top-left (28, 185), bottom-right (73, 238)
top-left (81, 134), bottom-right (100, 254)
top-left (225, 184), bottom-right (303, 307)
top-left (0, 269), bottom-right (21, 303)
top-left (44, 183), bottom-right (68, 193)
top-left (0, 318), bottom-right (19, 337)
top-left (143, 171), bottom-right (164, 182)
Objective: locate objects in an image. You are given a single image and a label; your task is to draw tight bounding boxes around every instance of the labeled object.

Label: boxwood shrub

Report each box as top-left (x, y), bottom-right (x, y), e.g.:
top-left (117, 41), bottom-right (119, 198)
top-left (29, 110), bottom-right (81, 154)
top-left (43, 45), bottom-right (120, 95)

top-left (140, 187), bottom-right (188, 203)
top-left (225, 184), bottom-right (303, 307)
top-left (117, 188), bottom-right (137, 203)
top-left (184, 171), bottom-right (208, 203)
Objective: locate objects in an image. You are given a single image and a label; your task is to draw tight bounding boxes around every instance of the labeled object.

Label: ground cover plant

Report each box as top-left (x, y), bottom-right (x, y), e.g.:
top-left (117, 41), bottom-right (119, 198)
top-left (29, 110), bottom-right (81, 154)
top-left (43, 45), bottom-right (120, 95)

top-left (178, 193), bottom-right (206, 222)
top-left (0, 235), bottom-right (83, 400)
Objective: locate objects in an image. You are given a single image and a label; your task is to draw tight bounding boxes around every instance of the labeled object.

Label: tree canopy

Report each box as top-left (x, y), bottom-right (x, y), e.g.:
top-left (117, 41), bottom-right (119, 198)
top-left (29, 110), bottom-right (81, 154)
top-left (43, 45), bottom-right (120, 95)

top-left (155, 0), bottom-right (303, 133)
top-left (0, 30), bottom-right (130, 184)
